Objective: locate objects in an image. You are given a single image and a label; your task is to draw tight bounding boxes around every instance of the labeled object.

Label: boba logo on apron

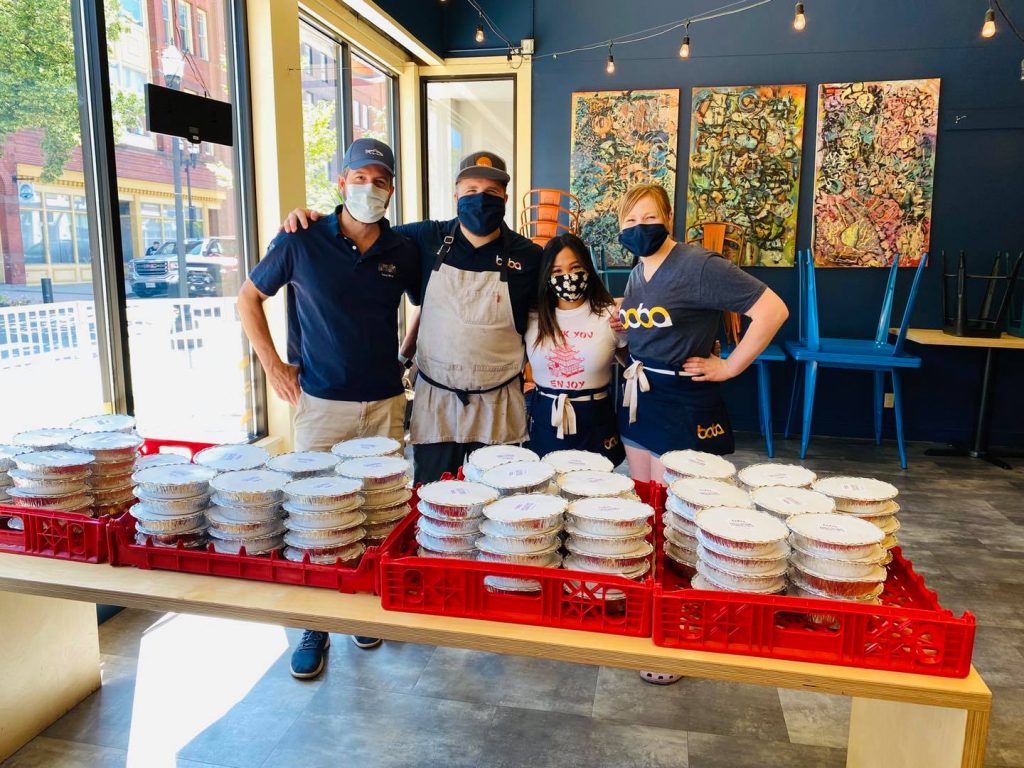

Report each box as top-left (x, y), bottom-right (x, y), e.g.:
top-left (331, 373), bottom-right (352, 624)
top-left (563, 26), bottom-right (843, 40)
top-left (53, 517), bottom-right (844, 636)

top-left (697, 423), bottom-right (726, 440)
top-left (619, 303), bottom-right (672, 329)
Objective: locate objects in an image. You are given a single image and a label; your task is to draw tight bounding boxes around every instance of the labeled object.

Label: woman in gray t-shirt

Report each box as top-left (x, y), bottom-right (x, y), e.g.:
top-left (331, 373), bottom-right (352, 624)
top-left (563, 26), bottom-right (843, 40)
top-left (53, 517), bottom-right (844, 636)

top-left (613, 184), bottom-right (789, 483)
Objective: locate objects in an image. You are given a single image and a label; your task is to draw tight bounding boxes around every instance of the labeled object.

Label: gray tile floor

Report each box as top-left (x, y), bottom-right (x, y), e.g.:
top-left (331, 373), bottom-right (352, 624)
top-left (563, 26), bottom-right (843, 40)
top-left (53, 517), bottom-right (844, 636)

top-left (4, 434), bottom-right (1023, 767)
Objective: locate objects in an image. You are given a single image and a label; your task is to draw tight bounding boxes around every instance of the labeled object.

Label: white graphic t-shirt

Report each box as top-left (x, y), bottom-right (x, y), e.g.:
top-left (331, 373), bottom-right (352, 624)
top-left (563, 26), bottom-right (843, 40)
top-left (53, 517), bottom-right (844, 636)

top-left (525, 304), bottom-right (626, 391)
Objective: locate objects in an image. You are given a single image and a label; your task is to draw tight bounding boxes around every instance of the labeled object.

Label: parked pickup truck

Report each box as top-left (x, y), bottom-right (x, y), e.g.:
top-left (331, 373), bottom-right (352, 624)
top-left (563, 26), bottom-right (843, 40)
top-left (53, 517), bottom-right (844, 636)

top-left (130, 238), bottom-right (239, 298)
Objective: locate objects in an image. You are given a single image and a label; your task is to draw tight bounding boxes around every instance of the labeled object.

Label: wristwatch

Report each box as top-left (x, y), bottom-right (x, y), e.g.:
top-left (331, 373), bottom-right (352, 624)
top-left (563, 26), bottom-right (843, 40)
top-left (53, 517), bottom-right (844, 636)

top-left (398, 354), bottom-right (414, 370)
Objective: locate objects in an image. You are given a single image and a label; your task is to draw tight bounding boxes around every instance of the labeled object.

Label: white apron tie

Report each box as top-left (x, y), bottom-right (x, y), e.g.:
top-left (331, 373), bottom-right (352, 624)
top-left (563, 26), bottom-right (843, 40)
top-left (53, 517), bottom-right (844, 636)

top-left (622, 360), bottom-right (650, 425)
top-left (550, 393), bottom-right (578, 439)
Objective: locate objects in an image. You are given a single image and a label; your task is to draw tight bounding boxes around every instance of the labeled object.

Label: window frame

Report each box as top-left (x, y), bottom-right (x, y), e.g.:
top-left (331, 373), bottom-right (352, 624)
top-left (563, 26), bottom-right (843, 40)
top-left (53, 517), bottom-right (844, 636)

top-left (177, 0), bottom-right (194, 54)
top-left (196, 8), bottom-right (209, 60)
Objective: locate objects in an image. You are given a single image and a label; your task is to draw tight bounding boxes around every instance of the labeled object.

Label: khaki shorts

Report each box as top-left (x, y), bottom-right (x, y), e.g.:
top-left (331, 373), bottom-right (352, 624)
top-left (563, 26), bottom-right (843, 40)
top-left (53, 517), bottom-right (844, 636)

top-left (293, 391), bottom-right (406, 453)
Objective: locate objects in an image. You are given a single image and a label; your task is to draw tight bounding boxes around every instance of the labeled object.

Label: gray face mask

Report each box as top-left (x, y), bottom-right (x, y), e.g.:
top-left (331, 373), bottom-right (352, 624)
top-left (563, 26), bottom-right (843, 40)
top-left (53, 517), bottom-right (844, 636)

top-left (550, 271), bottom-right (588, 302)
top-left (344, 183), bottom-right (390, 223)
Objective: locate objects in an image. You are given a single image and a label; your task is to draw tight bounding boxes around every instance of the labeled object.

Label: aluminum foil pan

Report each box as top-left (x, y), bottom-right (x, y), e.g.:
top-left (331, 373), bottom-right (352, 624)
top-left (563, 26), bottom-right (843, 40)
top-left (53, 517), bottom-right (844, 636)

top-left (476, 544), bottom-right (562, 567)
top-left (194, 444), bottom-right (270, 472)
top-left (663, 511), bottom-right (698, 538)
top-left (661, 450), bottom-right (736, 483)
top-left (478, 517), bottom-right (560, 538)
top-left (480, 461), bottom-right (554, 496)
top-left (669, 478), bottom-right (752, 514)
top-left (790, 546), bottom-right (886, 579)
top-left (8, 469), bottom-right (90, 495)
top-left (208, 521), bottom-right (285, 542)
top-left (132, 464), bottom-right (217, 499)
top-left (417, 515), bottom-right (481, 537)
top-left (283, 542), bottom-right (365, 565)
top-left (540, 449), bottom-right (614, 474)
top-left (13, 450), bottom-right (94, 476)
top-left (91, 485), bottom-right (136, 506)
top-left (335, 456), bottom-right (411, 489)
top-left (363, 519), bottom-right (402, 540)
top-left (206, 500), bottom-right (281, 523)
top-left (206, 512), bottom-right (283, 539)
top-left (844, 499), bottom-right (900, 520)
top-left (89, 471), bottom-right (136, 491)
top-left (70, 414), bottom-right (137, 433)
top-left (6, 488), bottom-right (94, 511)
top-left (563, 541), bottom-right (653, 571)
top-left (0, 444), bottom-right (33, 461)
top-left (482, 494), bottom-right (566, 529)
top-left (362, 501), bottom-right (411, 524)
top-left (416, 546), bottom-right (477, 560)
top-left (12, 428), bottom-right (83, 450)
top-left (210, 534), bottom-right (284, 555)
top-left (564, 497), bottom-right (653, 535)
top-left (330, 436), bottom-right (402, 460)
top-left (415, 527), bottom-right (479, 553)
top-left (132, 494), bottom-right (212, 517)
top-left (811, 476), bottom-right (899, 515)
top-left (563, 525), bottom-right (651, 556)
top-left (789, 566), bottom-right (885, 599)
top-left (663, 524), bottom-right (698, 552)
top-left (361, 487), bottom-right (413, 508)
top-left (696, 544), bottom-right (789, 577)
top-left (665, 540), bottom-right (698, 568)
top-left (563, 555), bottom-right (650, 580)
top-left (696, 507), bottom-right (789, 548)
top-left (284, 525), bottom-right (365, 549)
top-left (135, 453), bottom-right (190, 470)
top-left (131, 505), bottom-right (207, 533)
top-left (91, 459), bottom-right (137, 478)
top-left (475, 531), bottom-right (561, 555)
top-left (696, 529), bottom-right (791, 561)
top-left (68, 431), bottom-right (144, 462)
top-left (416, 481), bottom-right (498, 517)
top-left (787, 513), bottom-right (885, 551)
top-left (283, 476), bottom-right (363, 510)
top-left (135, 529), bottom-right (208, 548)
top-left (557, 470), bottom-right (634, 500)
top-left (266, 451), bottom-right (338, 477)
top-left (209, 470), bottom-right (291, 505)
top-left (94, 500), bottom-right (134, 519)
top-left (697, 560), bottom-right (787, 594)
top-left (737, 462), bottom-right (817, 489)
top-left (750, 485), bottom-right (836, 519)
top-left (284, 508), bottom-right (365, 532)
top-left (283, 496), bottom-right (363, 519)
top-left (465, 445), bottom-right (540, 480)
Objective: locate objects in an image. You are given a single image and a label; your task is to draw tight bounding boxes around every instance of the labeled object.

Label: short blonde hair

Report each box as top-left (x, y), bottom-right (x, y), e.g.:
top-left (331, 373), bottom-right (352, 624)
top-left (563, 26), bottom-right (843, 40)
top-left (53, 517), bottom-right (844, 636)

top-left (617, 184), bottom-right (673, 227)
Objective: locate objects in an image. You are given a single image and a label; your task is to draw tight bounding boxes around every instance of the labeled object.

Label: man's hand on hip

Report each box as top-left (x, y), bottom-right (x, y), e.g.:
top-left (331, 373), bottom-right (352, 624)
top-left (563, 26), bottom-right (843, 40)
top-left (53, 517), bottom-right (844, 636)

top-left (269, 360), bottom-right (302, 406)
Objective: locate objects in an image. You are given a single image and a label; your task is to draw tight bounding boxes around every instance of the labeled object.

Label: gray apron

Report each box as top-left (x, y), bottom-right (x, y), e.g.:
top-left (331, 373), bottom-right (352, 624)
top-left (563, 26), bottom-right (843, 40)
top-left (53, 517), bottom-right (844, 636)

top-left (411, 222), bottom-right (527, 445)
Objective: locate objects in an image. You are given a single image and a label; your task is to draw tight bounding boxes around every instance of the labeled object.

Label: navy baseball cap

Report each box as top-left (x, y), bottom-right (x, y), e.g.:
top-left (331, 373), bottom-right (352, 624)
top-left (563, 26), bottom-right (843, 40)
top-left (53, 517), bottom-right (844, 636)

top-left (456, 151), bottom-right (510, 185)
top-left (342, 138), bottom-right (395, 176)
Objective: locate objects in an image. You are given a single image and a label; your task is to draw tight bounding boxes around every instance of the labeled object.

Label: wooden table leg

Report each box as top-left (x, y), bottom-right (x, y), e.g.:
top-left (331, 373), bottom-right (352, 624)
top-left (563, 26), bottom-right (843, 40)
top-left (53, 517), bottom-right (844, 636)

top-left (0, 592), bottom-right (101, 761)
top-left (847, 697), bottom-right (988, 768)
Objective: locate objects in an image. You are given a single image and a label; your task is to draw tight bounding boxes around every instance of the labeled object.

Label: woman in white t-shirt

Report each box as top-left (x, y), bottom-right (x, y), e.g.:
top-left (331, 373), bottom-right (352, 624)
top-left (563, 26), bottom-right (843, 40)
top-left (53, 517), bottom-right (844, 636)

top-left (524, 233), bottom-right (627, 465)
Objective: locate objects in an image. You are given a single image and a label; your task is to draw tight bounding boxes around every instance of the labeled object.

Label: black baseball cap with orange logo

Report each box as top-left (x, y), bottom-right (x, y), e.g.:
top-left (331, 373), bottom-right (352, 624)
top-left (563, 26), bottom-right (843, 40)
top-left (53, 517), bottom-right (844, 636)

top-left (456, 151), bottom-right (510, 185)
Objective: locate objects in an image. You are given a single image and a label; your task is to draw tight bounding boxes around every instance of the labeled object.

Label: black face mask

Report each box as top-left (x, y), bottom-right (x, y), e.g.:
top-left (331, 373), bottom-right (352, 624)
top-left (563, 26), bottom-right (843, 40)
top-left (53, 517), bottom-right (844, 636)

top-left (457, 192), bottom-right (506, 235)
top-left (618, 223), bottom-right (669, 257)
top-left (550, 271), bottom-right (588, 302)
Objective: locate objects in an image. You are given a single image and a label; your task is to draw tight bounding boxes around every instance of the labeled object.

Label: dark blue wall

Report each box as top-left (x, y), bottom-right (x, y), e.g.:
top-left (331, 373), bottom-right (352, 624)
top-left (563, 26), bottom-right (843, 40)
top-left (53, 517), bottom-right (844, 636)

top-left (376, 0), bottom-right (445, 57)
top-left (389, 0), bottom-right (1024, 448)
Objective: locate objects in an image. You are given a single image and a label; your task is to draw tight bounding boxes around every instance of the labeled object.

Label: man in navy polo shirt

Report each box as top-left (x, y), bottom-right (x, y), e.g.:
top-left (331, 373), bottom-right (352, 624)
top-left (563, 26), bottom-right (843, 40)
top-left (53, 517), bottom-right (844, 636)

top-left (238, 137), bottom-right (419, 679)
top-left (283, 152), bottom-right (542, 483)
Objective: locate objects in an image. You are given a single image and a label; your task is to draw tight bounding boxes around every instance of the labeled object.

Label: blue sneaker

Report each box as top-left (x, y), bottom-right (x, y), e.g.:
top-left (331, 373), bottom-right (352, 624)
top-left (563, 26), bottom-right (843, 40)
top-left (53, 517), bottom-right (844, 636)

top-left (290, 630), bottom-right (330, 679)
top-left (351, 635), bottom-right (382, 649)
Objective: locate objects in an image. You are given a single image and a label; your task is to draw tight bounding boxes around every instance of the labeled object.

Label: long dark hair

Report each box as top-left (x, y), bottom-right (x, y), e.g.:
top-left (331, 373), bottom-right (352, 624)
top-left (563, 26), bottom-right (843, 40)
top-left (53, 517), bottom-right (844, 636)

top-left (533, 233), bottom-right (615, 350)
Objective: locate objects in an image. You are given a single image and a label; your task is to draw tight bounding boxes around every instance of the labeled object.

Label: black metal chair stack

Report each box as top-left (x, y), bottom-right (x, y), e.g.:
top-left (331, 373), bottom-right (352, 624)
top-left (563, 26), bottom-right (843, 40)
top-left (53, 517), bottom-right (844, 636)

top-left (941, 250), bottom-right (1024, 338)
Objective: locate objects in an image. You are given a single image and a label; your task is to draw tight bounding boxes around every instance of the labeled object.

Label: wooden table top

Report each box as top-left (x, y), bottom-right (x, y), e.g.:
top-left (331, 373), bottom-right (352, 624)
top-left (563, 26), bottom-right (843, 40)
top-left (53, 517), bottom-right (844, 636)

top-left (901, 328), bottom-right (1024, 350)
top-left (0, 553), bottom-right (990, 712)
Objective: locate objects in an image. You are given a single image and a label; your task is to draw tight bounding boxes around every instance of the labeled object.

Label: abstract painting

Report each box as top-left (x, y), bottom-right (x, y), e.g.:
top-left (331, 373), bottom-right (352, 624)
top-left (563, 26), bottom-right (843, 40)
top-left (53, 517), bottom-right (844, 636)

top-left (812, 78), bottom-right (940, 267)
top-left (686, 84), bottom-right (806, 267)
top-left (570, 89), bottom-right (680, 267)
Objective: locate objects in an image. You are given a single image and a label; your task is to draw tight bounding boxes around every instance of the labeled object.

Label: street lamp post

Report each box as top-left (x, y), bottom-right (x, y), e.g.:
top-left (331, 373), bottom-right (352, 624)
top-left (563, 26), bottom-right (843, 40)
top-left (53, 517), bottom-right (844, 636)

top-left (185, 141), bottom-right (199, 239)
top-left (160, 45), bottom-right (189, 299)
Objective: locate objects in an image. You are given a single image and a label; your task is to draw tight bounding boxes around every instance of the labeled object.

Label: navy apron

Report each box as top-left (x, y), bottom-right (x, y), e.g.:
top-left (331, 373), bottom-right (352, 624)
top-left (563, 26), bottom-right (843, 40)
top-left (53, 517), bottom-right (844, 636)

top-left (526, 384), bottom-right (626, 466)
top-left (618, 358), bottom-right (734, 456)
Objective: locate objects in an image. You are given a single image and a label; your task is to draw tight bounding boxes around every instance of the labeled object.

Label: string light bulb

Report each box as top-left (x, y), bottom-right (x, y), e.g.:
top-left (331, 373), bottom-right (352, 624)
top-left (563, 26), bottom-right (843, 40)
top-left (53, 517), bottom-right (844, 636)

top-left (981, 7), bottom-right (996, 37)
top-left (606, 42), bottom-right (615, 74)
top-left (678, 22), bottom-right (690, 58)
top-left (793, 2), bottom-right (806, 31)
top-left (475, 15), bottom-right (485, 44)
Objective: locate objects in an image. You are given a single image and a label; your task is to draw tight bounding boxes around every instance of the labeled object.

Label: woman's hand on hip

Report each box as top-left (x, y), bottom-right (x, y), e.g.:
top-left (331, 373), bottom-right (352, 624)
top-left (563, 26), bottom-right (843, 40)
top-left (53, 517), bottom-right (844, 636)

top-left (684, 354), bottom-right (732, 382)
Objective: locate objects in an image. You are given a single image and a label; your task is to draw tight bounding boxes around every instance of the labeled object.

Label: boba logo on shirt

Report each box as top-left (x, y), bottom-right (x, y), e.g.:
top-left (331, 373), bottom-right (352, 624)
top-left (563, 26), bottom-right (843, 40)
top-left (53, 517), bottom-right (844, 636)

top-left (619, 303), bottom-right (672, 329)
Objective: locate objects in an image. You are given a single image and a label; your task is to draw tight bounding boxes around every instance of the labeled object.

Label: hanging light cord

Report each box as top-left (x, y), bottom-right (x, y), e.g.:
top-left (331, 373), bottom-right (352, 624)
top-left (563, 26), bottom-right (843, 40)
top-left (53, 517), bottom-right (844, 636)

top-left (534, 0), bottom-right (774, 60)
top-left (992, 0), bottom-right (1024, 43)
top-left (464, 0), bottom-right (516, 48)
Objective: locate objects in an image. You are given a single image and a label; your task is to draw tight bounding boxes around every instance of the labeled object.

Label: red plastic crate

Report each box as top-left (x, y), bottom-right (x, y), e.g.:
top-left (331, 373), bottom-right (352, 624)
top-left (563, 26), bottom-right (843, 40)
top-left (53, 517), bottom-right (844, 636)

top-left (0, 505), bottom-right (110, 563)
top-left (654, 546), bottom-right (976, 678)
top-left (107, 497), bottom-right (418, 594)
top-left (139, 438), bottom-right (213, 459)
top-left (378, 480), bottom-right (665, 638)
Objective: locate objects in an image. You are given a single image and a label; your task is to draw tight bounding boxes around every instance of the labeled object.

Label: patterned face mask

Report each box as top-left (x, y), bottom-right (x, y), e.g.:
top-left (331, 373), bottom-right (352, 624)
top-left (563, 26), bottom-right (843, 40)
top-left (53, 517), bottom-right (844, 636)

top-left (550, 270), bottom-right (588, 302)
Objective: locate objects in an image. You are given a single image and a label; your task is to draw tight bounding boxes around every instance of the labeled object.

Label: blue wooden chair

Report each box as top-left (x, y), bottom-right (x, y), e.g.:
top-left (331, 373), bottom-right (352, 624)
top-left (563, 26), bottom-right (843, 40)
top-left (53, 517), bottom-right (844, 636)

top-left (721, 342), bottom-right (786, 457)
top-left (784, 249), bottom-right (929, 469)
